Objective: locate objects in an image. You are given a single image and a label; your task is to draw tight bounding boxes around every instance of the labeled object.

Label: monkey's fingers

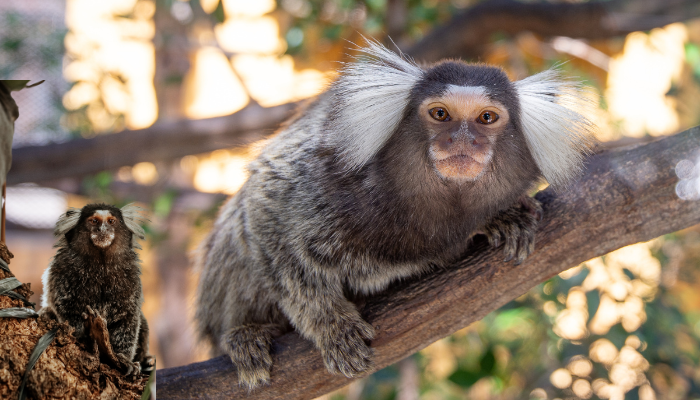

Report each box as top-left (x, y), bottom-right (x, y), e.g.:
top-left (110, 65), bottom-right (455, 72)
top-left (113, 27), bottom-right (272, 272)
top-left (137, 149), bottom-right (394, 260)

top-left (141, 355), bottom-right (156, 373)
top-left (483, 225), bottom-right (502, 248)
top-left (514, 230), bottom-right (536, 265)
top-left (320, 318), bottom-right (375, 378)
top-left (221, 325), bottom-right (274, 390)
top-left (503, 224), bottom-right (520, 262)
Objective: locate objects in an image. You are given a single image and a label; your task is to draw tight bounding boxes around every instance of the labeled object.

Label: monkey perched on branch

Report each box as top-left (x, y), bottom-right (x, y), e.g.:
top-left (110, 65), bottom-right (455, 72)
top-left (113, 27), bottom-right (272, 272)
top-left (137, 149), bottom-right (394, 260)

top-left (40, 203), bottom-right (155, 375)
top-left (196, 40), bottom-right (596, 389)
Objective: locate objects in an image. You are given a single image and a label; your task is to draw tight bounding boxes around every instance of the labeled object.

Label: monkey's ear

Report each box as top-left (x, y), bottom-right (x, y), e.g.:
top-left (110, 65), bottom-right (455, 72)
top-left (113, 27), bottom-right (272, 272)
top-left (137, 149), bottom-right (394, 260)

top-left (514, 69), bottom-right (597, 188)
top-left (54, 208), bottom-right (81, 248)
top-left (325, 38), bottom-right (424, 170)
top-left (121, 203), bottom-right (149, 250)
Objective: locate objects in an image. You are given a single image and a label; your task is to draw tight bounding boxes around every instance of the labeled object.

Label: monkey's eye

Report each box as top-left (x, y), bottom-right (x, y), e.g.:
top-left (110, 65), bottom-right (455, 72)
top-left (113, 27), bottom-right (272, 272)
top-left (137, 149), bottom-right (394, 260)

top-left (477, 110), bottom-right (499, 125)
top-left (89, 218), bottom-right (99, 225)
top-left (429, 107), bottom-right (451, 122)
top-left (107, 218), bottom-right (116, 225)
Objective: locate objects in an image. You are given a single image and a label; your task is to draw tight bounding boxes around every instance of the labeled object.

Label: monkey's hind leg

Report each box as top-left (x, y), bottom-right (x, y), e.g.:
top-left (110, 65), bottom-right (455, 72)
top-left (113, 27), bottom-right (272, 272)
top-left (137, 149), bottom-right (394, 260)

top-left (221, 324), bottom-right (280, 390)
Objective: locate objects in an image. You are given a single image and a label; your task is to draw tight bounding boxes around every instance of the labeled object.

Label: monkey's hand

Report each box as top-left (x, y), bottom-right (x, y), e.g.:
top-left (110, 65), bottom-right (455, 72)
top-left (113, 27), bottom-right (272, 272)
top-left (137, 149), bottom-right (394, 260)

top-left (115, 353), bottom-right (142, 376)
top-left (318, 315), bottom-right (375, 378)
top-left (480, 196), bottom-right (542, 265)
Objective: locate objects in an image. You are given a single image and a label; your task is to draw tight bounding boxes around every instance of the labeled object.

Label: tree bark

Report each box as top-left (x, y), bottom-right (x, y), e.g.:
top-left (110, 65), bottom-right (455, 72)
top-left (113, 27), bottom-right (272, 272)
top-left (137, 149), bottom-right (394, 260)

top-left (156, 127), bottom-right (700, 398)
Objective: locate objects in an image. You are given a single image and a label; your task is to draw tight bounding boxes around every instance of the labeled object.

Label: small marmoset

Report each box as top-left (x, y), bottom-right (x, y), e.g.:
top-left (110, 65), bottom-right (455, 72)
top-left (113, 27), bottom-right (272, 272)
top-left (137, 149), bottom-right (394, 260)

top-left (40, 203), bottom-right (154, 375)
top-left (196, 41), bottom-right (596, 388)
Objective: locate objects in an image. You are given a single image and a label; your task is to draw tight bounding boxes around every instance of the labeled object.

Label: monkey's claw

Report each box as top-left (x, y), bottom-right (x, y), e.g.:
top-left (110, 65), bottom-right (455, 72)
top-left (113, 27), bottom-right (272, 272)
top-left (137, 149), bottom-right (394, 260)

top-left (115, 353), bottom-right (141, 376)
top-left (482, 196), bottom-right (541, 264)
top-left (320, 318), bottom-right (375, 378)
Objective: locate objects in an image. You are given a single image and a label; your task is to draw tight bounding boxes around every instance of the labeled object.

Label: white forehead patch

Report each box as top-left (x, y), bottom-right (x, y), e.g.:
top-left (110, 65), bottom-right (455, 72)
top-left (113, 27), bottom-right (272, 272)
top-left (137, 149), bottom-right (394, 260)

top-left (445, 85), bottom-right (488, 97)
top-left (92, 210), bottom-right (113, 219)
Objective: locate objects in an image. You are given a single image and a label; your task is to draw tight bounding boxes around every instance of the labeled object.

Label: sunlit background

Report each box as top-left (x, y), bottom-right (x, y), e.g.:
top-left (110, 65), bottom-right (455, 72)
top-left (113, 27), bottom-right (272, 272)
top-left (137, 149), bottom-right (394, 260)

top-left (2, 0), bottom-right (700, 398)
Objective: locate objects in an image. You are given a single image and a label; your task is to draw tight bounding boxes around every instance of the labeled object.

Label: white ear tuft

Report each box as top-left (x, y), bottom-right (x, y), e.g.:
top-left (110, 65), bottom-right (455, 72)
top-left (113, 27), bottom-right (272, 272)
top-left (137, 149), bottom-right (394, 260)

top-left (121, 203), bottom-right (149, 250)
top-left (515, 69), bottom-right (597, 187)
top-left (54, 208), bottom-right (81, 248)
top-left (327, 39), bottom-right (424, 170)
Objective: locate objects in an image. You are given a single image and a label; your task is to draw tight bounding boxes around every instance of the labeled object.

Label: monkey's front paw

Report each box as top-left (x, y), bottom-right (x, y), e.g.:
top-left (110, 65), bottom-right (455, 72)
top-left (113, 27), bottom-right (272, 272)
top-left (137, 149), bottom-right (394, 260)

top-left (482, 196), bottom-right (541, 265)
top-left (320, 318), bottom-right (375, 378)
top-left (221, 325), bottom-right (274, 390)
top-left (115, 353), bottom-right (141, 376)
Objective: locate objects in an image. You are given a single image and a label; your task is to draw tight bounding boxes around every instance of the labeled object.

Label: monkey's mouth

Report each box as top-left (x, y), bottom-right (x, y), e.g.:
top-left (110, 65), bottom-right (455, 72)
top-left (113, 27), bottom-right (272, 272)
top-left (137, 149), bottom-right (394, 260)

top-left (433, 150), bottom-right (493, 181)
top-left (91, 233), bottom-right (115, 248)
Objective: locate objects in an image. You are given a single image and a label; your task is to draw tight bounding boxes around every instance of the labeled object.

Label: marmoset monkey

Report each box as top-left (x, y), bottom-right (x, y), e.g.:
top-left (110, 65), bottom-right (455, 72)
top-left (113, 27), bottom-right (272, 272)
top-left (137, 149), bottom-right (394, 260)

top-left (196, 41), bottom-right (595, 389)
top-left (41, 203), bottom-right (154, 375)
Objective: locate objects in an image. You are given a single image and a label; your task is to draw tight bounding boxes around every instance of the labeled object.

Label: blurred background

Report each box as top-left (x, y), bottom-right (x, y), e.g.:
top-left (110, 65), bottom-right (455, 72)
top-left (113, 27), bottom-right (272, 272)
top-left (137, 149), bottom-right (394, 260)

top-left (2, 0), bottom-right (700, 398)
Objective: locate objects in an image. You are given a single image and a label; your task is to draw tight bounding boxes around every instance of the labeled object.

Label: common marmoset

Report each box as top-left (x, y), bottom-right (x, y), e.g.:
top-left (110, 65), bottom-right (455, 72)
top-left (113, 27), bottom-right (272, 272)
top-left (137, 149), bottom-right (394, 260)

top-left (196, 41), bottom-right (595, 388)
top-left (41, 203), bottom-right (154, 375)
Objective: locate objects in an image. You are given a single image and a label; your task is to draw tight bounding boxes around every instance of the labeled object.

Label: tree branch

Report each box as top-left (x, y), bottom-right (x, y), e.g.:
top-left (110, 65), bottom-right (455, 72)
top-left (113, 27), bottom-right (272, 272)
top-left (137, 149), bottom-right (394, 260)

top-left (11, 0), bottom-right (700, 185)
top-left (7, 101), bottom-right (299, 185)
top-left (407, 0), bottom-right (700, 62)
top-left (157, 127), bottom-right (700, 398)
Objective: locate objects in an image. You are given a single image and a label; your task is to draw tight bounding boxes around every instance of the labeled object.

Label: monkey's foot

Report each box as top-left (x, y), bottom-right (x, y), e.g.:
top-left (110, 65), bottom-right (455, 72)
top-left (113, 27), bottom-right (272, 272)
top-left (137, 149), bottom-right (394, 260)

top-left (141, 355), bottom-right (156, 373)
top-left (115, 353), bottom-right (141, 376)
top-left (82, 306), bottom-right (120, 366)
top-left (481, 196), bottom-right (542, 265)
top-left (319, 317), bottom-right (375, 378)
top-left (221, 325), bottom-right (274, 390)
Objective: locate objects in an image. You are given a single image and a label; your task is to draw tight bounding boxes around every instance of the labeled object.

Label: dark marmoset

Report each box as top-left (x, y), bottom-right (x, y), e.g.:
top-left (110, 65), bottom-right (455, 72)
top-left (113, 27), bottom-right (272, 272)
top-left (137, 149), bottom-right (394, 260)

top-left (195, 41), bottom-right (596, 389)
top-left (40, 203), bottom-right (154, 375)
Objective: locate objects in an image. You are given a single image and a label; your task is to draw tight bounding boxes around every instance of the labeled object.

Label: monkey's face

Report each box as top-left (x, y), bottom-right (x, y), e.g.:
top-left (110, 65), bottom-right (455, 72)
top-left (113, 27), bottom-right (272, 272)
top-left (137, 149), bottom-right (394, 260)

top-left (421, 85), bottom-right (510, 182)
top-left (85, 210), bottom-right (118, 248)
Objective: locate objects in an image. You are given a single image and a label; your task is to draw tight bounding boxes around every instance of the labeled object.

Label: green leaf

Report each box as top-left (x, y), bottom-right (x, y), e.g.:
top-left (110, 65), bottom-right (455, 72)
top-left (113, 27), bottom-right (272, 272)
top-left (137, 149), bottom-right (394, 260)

top-left (18, 329), bottom-right (57, 400)
top-left (448, 367), bottom-right (482, 387)
top-left (0, 307), bottom-right (38, 319)
top-left (0, 258), bottom-right (10, 273)
top-left (0, 277), bottom-right (21, 295)
top-left (479, 348), bottom-right (496, 374)
top-left (140, 360), bottom-right (156, 400)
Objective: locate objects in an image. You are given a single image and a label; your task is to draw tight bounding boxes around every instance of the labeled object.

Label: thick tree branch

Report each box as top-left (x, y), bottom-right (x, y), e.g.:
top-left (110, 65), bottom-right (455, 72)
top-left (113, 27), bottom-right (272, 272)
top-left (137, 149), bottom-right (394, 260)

top-left (7, 101), bottom-right (299, 185)
top-left (11, 0), bottom-right (700, 185)
top-left (408, 0), bottom-right (700, 62)
top-left (157, 128), bottom-right (700, 399)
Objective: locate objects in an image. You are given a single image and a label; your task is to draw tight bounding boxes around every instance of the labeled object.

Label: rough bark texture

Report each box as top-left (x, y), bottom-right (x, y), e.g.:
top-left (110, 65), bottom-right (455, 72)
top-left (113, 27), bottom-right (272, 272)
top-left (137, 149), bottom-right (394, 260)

top-left (0, 243), bottom-right (150, 399)
top-left (9, 0), bottom-right (700, 185)
top-left (157, 127), bottom-right (700, 399)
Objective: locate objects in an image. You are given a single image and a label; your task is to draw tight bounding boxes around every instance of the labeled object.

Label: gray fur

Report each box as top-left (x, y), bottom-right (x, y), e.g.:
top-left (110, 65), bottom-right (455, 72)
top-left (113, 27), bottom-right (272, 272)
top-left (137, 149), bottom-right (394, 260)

top-left (195, 43), bottom-right (595, 389)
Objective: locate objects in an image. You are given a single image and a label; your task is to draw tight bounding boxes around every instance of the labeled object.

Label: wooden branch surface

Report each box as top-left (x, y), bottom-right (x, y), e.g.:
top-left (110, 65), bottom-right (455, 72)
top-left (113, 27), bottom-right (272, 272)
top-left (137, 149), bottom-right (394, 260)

top-left (10, 0), bottom-right (700, 185)
top-left (157, 128), bottom-right (700, 398)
